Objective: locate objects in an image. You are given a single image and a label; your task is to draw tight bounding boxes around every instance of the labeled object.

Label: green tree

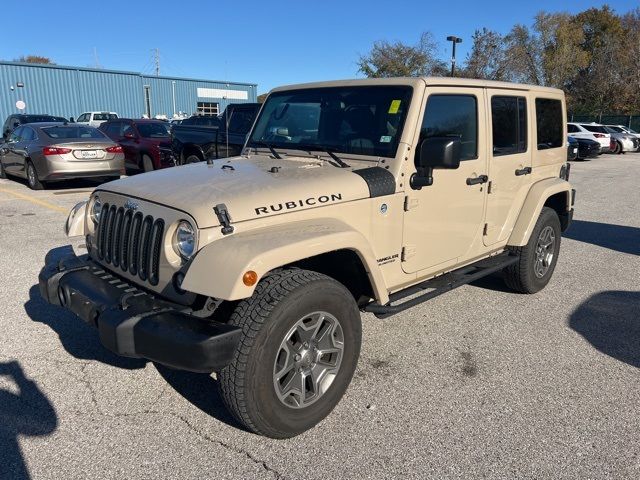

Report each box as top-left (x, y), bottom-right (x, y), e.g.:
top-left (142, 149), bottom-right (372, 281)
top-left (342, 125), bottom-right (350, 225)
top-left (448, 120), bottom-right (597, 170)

top-left (357, 32), bottom-right (446, 78)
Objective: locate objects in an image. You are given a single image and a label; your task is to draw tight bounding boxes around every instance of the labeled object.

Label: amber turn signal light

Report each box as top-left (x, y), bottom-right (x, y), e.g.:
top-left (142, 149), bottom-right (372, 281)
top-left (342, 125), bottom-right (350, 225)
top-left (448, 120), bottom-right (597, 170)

top-left (243, 270), bottom-right (258, 286)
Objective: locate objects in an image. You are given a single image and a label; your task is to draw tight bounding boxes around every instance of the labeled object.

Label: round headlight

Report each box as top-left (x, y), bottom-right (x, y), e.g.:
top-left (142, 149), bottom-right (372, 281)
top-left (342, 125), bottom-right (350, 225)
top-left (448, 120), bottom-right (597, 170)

top-left (173, 220), bottom-right (196, 259)
top-left (90, 196), bottom-right (102, 224)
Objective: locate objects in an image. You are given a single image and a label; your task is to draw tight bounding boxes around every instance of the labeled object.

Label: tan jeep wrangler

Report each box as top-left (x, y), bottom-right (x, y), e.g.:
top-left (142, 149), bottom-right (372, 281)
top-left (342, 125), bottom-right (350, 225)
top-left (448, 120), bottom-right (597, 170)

top-left (40, 77), bottom-right (574, 438)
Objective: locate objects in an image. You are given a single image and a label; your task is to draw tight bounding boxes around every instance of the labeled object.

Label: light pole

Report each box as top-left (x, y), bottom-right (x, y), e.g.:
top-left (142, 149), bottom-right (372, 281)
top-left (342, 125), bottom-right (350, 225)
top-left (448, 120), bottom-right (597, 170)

top-left (446, 35), bottom-right (463, 76)
top-left (171, 81), bottom-right (176, 118)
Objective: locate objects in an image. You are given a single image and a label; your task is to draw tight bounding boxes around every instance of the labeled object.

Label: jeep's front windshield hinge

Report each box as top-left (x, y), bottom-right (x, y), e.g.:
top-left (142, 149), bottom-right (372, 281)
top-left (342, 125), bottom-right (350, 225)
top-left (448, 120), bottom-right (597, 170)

top-left (213, 203), bottom-right (234, 235)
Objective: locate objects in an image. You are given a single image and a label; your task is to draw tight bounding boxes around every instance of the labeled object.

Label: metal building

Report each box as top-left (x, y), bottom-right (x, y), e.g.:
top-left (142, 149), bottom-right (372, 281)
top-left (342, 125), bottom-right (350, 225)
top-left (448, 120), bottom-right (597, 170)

top-left (0, 61), bottom-right (257, 121)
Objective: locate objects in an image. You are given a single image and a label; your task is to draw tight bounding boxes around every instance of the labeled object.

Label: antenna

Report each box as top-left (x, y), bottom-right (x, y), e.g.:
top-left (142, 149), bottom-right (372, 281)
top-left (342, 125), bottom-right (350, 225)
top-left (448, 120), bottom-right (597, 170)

top-left (154, 48), bottom-right (160, 76)
top-left (93, 47), bottom-right (101, 69)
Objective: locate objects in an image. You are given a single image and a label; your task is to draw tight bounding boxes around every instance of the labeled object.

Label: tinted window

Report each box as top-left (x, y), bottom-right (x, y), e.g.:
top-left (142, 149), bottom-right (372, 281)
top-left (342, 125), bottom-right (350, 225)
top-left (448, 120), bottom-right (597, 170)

top-left (93, 113), bottom-right (118, 121)
top-left (491, 96), bottom-right (527, 156)
top-left (581, 124), bottom-right (607, 134)
top-left (180, 116), bottom-right (198, 125)
top-left (103, 122), bottom-right (121, 137)
top-left (251, 86), bottom-right (413, 158)
top-left (607, 126), bottom-right (624, 133)
top-left (567, 124), bottom-right (579, 133)
top-left (10, 126), bottom-right (25, 142)
top-left (21, 127), bottom-right (36, 141)
top-left (137, 122), bottom-right (170, 138)
top-left (535, 98), bottom-right (563, 149)
top-left (42, 126), bottom-right (107, 139)
top-left (228, 110), bottom-right (255, 133)
top-left (419, 94), bottom-right (478, 161)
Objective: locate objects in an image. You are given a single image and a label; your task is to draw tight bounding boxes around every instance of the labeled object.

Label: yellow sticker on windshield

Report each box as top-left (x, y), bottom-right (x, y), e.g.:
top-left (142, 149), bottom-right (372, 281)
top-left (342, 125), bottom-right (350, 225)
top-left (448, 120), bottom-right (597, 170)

top-left (388, 100), bottom-right (402, 114)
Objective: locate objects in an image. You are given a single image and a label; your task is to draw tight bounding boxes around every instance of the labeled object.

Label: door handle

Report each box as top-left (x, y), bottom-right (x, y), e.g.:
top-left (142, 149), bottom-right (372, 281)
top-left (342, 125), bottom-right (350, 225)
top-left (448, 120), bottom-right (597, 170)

top-left (466, 174), bottom-right (488, 186)
top-left (515, 167), bottom-right (532, 176)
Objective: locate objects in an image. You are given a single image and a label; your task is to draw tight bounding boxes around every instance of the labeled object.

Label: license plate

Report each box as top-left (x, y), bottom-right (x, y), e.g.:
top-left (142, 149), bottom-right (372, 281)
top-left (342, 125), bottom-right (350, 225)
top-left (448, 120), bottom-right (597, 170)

top-left (80, 150), bottom-right (98, 159)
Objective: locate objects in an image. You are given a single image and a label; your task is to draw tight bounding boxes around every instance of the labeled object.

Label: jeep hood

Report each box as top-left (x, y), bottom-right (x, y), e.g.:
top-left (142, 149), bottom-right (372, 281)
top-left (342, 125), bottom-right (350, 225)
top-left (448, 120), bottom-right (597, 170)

top-left (99, 155), bottom-right (375, 228)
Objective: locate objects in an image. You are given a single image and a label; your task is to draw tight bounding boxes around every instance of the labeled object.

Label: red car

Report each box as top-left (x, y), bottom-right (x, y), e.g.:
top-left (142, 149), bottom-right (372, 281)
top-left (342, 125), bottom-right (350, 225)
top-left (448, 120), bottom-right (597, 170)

top-left (99, 119), bottom-right (173, 173)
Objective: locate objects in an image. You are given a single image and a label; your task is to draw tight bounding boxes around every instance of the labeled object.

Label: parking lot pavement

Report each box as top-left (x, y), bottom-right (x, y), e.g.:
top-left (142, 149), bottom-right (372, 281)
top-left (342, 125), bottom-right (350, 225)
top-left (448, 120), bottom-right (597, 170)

top-left (1, 155), bottom-right (639, 480)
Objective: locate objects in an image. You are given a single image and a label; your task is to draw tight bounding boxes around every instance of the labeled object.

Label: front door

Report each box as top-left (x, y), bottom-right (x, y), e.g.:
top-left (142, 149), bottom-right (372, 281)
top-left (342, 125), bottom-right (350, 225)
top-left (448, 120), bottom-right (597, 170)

top-left (483, 91), bottom-right (532, 246)
top-left (402, 89), bottom-right (488, 274)
top-left (2, 127), bottom-right (25, 175)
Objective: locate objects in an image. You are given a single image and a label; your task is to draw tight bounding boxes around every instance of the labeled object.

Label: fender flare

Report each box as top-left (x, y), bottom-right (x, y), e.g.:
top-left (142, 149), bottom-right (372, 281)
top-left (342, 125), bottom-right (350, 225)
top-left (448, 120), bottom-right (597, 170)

top-left (65, 201), bottom-right (87, 237)
top-left (181, 218), bottom-right (389, 304)
top-left (508, 178), bottom-right (571, 246)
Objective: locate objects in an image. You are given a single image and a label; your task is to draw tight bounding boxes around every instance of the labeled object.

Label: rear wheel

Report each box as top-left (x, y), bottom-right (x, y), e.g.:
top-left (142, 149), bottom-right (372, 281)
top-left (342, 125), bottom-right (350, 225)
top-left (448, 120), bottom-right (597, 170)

top-left (504, 207), bottom-right (561, 294)
top-left (219, 268), bottom-right (362, 438)
top-left (142, 154), bottom-right (154, 172)
top-left (0, 157), bottom-right (6, 179)
top-left (26, 161), bottom-right (44, 190)
top-left (184, 154), bottom-right (201, 164)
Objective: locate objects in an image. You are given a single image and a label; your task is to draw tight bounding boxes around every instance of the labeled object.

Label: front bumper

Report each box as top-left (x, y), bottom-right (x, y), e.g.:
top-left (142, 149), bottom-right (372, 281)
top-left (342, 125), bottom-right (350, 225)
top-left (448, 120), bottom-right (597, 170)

top-left (39, 247), bottom-right (241, 372)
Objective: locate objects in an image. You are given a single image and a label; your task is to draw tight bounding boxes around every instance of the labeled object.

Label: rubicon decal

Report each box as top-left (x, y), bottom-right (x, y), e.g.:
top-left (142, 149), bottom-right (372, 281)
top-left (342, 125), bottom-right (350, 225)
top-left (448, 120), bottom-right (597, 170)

top-left (255, 194), bottom-right (343, 215)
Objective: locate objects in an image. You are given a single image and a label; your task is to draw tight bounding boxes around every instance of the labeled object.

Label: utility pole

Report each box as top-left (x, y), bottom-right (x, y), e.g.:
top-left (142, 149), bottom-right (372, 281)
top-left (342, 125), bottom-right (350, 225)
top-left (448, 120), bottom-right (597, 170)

top-left (153, 48), bottom-right (160, 76)
top-left (446, 36), bottom-right (463, 76)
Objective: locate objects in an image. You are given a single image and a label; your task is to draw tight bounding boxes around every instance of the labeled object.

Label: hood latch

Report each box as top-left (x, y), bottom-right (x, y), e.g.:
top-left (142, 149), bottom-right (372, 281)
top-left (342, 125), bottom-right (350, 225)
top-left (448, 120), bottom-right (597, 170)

top-left (213, 203), bottom-right (234, 235)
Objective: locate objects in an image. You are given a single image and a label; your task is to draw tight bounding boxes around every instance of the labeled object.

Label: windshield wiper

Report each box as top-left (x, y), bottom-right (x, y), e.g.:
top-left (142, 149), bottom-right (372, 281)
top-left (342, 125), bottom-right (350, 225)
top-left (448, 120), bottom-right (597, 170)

top-left (250, 141), bottom-right (282, 159)
top-left (293, 144), bottom-right (350, 168)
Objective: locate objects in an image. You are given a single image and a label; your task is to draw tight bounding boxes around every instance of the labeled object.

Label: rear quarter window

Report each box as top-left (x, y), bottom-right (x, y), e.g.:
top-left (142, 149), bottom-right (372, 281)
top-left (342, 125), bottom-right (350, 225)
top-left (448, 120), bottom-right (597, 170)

top-left (535, 98), bottom-right (563, 150)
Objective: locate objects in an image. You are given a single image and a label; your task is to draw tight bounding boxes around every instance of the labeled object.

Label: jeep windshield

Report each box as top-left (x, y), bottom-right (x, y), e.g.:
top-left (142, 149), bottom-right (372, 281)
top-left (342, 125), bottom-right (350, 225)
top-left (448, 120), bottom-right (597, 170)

top-left (249, 86), bottom-right (413, 158)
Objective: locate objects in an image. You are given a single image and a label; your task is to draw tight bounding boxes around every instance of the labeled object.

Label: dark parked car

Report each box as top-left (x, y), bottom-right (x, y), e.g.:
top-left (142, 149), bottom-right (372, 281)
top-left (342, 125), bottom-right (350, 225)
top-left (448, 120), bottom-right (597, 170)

top-left (99, 119), bottom-right (172, 173)
top-left (3, 114), bottom-right (68, 141)
top-left (575, 137), bottom-right (601, 160)
top-left (167, 103), bottom-right (260, 164)
top-left (0, 123), bottom-right (124, 189)
top-left (567, 136), bottom-right (578, 161)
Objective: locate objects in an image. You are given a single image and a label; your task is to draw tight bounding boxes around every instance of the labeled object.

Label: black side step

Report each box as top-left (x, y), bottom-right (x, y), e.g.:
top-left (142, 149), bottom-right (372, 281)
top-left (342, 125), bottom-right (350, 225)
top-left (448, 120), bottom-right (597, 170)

top-left (364, 252), bottom-right (518, 319)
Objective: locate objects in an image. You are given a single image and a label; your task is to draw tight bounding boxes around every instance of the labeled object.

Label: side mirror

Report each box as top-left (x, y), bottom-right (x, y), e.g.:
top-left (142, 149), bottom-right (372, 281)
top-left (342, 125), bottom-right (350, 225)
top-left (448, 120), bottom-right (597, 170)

top-left (123, 131), bottom-right (136, 139)
top-left (12, 122), bottom-right (19, 129)
top-left (410, 137), bottom-right (461, 189)
top-left (69, 117), bottom-right (75, 123)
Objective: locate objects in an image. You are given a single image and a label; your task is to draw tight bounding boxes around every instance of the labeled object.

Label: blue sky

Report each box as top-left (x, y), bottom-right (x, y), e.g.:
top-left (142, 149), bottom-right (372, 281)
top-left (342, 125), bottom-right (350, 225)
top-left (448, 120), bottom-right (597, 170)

top-left (1, 1), bottom-right (637, 93)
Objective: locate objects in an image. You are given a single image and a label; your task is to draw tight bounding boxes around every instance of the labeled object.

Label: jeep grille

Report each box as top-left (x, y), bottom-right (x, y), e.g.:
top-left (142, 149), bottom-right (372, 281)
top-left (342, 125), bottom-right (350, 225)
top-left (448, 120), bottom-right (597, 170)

top-left (95, 203), bottom-right (164, 285)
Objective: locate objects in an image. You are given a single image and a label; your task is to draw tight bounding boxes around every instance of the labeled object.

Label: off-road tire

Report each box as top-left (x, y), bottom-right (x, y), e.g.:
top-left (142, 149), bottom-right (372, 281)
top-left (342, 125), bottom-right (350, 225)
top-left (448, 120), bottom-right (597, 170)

top-left (26, 161), bottom-right (44, 190)
top-left (142, 154), bottom-right (154, 172)
top-left (219, 268), bottom-right (362, 438)
top-left (504, 207), bottom-right (561, 294)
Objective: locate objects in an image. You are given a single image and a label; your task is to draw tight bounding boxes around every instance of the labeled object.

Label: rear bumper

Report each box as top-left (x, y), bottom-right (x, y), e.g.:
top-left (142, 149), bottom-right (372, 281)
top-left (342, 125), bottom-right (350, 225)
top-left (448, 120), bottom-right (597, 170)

top-left (39, 247), bottom-right (241, 372)
top-left (40, 156), bottom-right (124, 180)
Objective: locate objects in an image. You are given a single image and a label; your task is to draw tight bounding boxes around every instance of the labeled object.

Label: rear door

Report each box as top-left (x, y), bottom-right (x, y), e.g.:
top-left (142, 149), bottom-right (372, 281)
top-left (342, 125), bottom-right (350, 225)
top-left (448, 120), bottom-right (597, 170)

top-left (402, 89), bottom-right (488, 274)
top-left (120, 122), bottom-right (140, 169)
top-left (483, 92), bottom-right (532, 246)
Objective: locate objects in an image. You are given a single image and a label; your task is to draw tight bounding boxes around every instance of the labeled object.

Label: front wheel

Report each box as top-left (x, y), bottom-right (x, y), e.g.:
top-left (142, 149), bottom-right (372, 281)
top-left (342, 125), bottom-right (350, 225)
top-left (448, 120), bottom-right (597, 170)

top-left (613, 142), bottom-right (622, 154)
top-left (219, 268), bottom-right (362, 438)
top-left (142, 154), bottom-right (154, 172)
top-left (504, 207), bottom-right (561, 294)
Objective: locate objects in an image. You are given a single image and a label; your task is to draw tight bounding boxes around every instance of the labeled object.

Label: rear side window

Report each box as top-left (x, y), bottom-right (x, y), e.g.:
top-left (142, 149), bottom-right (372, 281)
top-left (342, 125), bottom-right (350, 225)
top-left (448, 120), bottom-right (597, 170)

top-left (567, 124), bottom-right (579, 133)
top-left (93, 113), bottom-right (118, 121)
top-left (42, 126), bottom-right (107, 139)
top-left (22, 127), bottom-right (36, 141)
top-left (491, 96), bottom-right (527, 156)
top-left (535, 98), bottom-right (563, 150)
top-left (228, 110), bottom-right (255, 133)
top-left (581, 124), bottom-right (607, 134)
top-left (419, 94), bottom-right (478, 161)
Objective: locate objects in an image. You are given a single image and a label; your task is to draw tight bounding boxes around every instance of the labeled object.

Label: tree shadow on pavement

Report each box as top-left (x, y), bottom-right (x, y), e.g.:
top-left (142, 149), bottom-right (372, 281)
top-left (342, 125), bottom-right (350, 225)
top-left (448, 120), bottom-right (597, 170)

top-left (563, 220), bottom-right (640, 256)
top-left (569, 291), bottom-right (640, 368)
top-left (0, 361), bottom-right (57, 480)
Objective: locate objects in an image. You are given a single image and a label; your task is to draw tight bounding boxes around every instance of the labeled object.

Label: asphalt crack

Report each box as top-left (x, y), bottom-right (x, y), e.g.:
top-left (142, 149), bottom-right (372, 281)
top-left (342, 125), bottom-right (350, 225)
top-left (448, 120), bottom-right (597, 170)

top-left (170, 413), bottom-right (289, 480)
